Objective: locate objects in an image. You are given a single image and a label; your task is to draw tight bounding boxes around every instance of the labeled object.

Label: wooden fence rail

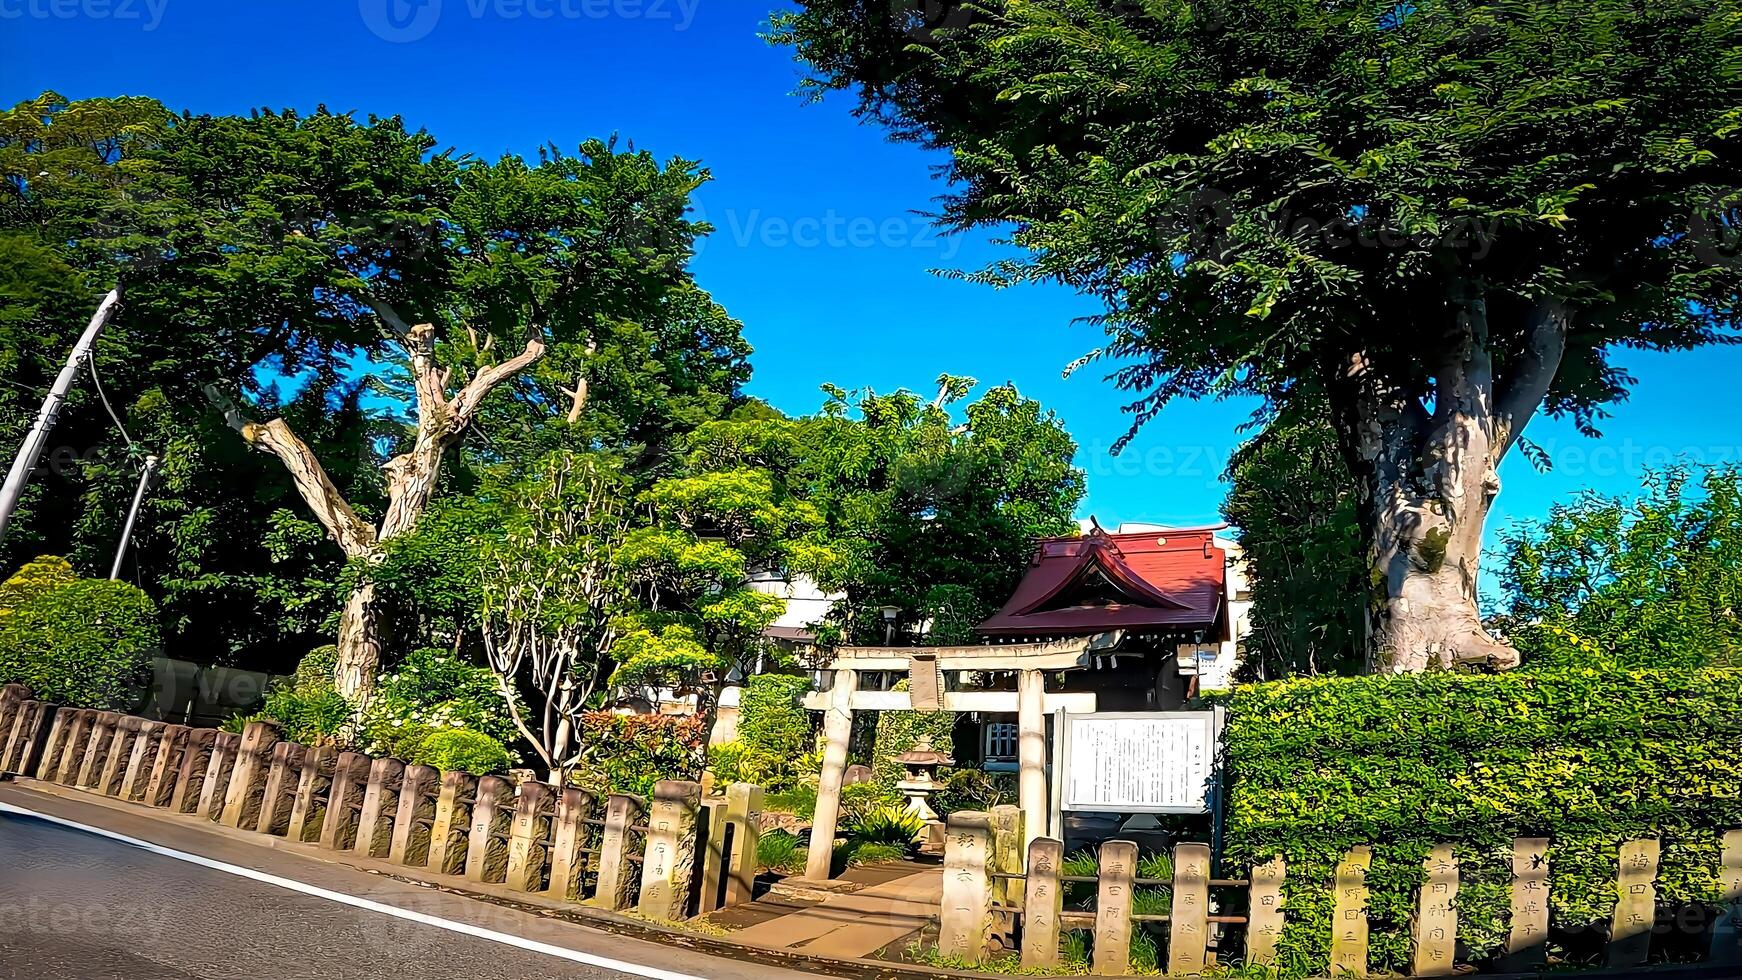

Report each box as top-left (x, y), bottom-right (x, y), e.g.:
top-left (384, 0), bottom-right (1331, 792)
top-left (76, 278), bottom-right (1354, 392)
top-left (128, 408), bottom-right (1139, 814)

top-left (0, 687), bottom-right (762, 924)
top-left (939, 810), bottom-right (1742, 977)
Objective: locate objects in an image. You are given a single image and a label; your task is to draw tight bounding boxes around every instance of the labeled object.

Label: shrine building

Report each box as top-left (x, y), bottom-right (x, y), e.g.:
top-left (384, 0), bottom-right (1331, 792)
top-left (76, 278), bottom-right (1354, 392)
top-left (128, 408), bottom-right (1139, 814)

top-left (800, 522), bottom-right (1248, 880)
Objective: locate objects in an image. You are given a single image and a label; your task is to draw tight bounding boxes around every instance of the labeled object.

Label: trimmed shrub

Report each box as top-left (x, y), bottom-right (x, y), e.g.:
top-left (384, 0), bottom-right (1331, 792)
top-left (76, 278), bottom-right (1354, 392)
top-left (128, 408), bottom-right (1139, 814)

top-left (0, 554), bottom-right (75, 611)
top-left (0, 563), bottom-right (159, 711)
top-left (414, 728), bottom-right (513, 775)
top-left (1222, 668), bottom-right (1742, 973)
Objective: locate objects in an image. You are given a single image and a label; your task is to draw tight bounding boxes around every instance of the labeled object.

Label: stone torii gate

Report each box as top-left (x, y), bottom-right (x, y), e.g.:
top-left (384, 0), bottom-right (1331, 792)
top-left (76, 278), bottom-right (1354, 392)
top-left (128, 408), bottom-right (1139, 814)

top-left (798, 636), bottom-right (1102, 881)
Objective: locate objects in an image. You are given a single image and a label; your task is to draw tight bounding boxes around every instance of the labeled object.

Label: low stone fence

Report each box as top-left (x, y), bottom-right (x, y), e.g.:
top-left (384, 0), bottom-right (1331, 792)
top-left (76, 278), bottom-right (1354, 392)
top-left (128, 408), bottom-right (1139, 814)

top-left (0, 685), bottom-right (765, 923)
top-left (941, 807), bottom-right (1742, 977)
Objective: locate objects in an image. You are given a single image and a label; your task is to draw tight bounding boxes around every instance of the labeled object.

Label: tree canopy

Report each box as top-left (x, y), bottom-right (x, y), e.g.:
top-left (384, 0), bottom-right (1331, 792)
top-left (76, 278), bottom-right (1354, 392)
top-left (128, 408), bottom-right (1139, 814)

top-left (775, 0), bottom-right (1742, 670)
top-left (1493, 464), bottom-right (1742, 670)
top-left (0, 92), bottom-right (752, 690)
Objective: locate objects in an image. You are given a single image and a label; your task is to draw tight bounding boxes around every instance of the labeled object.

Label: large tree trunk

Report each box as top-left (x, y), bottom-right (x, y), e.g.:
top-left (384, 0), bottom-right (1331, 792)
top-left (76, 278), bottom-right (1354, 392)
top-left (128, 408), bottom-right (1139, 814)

top-left (209, 306), bottom-right (545, 706)
top-left (334, 581), bottom-right (383, 703)
top-left (1331, 288), bottom-right (1568, 673)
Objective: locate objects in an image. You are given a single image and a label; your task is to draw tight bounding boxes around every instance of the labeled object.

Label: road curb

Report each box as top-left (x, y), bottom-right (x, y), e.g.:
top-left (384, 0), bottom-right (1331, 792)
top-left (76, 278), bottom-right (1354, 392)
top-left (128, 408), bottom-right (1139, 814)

top-left (0, 779), bottom-right (1023, 980)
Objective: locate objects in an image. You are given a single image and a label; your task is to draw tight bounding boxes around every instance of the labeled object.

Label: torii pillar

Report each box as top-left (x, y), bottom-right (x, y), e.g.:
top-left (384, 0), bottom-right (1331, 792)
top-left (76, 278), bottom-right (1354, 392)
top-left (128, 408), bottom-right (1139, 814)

top-left (804, 667), bottom-right (857, 880)
top-left (1017, 668), bottom-right (1048, 853)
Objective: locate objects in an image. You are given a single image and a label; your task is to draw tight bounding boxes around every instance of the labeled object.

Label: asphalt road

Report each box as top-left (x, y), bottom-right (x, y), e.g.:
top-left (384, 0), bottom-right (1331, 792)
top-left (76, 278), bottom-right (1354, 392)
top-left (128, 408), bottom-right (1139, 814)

top-left (0, 802), bottom-right (811, 980)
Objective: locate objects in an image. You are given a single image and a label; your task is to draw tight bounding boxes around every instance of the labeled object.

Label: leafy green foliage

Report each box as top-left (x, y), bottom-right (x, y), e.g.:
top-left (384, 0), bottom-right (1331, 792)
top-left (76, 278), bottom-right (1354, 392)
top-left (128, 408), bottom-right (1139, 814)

top-left (413, 728), bottom-right (515, 776)
top-left (1222, 414), bottom-right (1366, 679)
top-left (1222, 669), bottom-right (1742, 972)
top-left (256, 647), bottom-right (354, 747)
top-left (776, 0), bottom-right (1742, 439)
top-left (935, 767), bottom-right (1016, 816)
top-left (0, 555), bottom-right (75, 610)
top-left (776, 0), bottom-right (1742, 666)
top-left (1495, 465), bottom-right (1742, 669)
top-left (0, 92), bottom-right (752, 681)
top-left (756, 828), bottom-right (808, 875)
top-left (570, 712), bottom-right (705, 796)
top-left (357, 647), bottom-right (522, 759)
top-left (0, 557), bottom-right (159, 710)
top-left (846, 806), bottom-right (927, 847)
top-left (710, 674), bottom-right (817, 791)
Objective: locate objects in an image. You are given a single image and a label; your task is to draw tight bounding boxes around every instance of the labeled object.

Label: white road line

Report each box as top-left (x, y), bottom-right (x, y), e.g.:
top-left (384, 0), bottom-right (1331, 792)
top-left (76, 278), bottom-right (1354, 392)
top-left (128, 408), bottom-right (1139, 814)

top-left (0, 800), bottom-right (708, 980)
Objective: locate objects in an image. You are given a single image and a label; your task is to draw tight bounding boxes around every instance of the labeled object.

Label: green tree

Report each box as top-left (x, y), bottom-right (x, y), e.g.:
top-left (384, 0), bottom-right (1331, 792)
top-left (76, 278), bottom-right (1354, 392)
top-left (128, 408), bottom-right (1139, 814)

top-left (680, 378), bottom-right (1083, 644)
top-left (1222, 410), bottom-right (1367, 678)
top-left (1493, 464), bottom-right (1742, 669)
top-left (0, 556), bottom-right (160, 710)
top-left (0, 93), bottom-right (376, 671)
top-left (775, 0), bottom-right (1742, 671)
top-left (477, 451), bottom-right (634, 781)
top-left (3, 94), bottom-right (749, 701)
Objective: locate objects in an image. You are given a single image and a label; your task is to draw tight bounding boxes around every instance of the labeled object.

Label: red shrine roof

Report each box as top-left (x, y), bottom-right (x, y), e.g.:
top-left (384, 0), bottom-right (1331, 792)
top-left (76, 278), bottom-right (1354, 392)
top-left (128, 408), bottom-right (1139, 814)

top-left (975, 526), bottom-right (1228, 637)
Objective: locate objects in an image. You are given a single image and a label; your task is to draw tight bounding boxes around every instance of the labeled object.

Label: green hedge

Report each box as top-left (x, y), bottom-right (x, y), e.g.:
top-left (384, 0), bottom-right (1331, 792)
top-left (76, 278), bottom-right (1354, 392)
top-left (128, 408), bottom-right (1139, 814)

top-left (1222, 668), bottom-right (1742, 974)
top-left (414, 728), bottom-right (514, 775)
top-left (0, 557), bottom-right (159, 711)
top-left (710, 674), bottom-right (815, 791)
top-left (737, 674), bottom-right (812, 757)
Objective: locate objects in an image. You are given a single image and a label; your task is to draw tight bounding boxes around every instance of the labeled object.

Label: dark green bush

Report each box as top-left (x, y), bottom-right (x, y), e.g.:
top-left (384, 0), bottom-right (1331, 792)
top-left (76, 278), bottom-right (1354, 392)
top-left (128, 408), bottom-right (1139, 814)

top-left (257, 647), bottom-right (353, 747)
top-left (0, 562), bottom-right (159, 711)
top-left (1222, 668), bottom-right (1742, 974)
top-left (413, 728), bottom-right (514, 775)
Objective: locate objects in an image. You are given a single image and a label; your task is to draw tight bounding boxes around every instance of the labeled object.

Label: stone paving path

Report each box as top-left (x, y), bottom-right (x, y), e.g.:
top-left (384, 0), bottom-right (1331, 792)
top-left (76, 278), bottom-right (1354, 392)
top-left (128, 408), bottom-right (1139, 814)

top-left (718, 865), bottom-right (943, 960)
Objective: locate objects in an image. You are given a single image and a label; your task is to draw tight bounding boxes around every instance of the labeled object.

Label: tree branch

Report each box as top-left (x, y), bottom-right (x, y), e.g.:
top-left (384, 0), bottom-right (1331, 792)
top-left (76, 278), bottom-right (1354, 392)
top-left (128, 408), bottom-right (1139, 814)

top-left (451, 334), bottom-right (548, 426)
top-left (202, 385), bottom-right (378, 558)
top-left (1492, 298), bottom-right (1570, 457)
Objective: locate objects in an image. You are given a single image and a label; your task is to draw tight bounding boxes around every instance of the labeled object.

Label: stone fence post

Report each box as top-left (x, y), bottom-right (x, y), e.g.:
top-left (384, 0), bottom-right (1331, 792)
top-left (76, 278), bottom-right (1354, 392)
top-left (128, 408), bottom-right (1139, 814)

top-left (638, 780), bottom-right (701, 921)
top-left (1020, 836), bottom-right (1064, 970)
top-left (387, 763), bottom-right (440, 867)
top-left (354, 756), bottom-right (407, 859)
top-left (723, 782), bottom-right (763, 909)
top-left (545, 787), bottom-right (597, 902)
top-left (464, 775), bottom-right (516, 885)
top-left (594, 792), bottom-right (644, 911)
top-left (506, 780), bottom-right (555, 893)
top-left (221, 721), bottom-right (280, 830)
top-left (426, 769), bottom-right (478, 875)
top-left (938, 811), bottom-right (992, 966)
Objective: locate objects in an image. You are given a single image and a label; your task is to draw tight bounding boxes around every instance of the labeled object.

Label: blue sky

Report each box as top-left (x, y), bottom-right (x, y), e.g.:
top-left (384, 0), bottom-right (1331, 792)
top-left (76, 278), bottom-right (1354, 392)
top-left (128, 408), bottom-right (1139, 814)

top-left (6, 0), bottom-right (1741, 543)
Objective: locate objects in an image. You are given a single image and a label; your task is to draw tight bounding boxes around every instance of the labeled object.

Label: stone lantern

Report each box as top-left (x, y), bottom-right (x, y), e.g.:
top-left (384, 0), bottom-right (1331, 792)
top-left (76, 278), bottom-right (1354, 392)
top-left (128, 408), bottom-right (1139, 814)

top-left (894, 734), bottom-right (954, 823)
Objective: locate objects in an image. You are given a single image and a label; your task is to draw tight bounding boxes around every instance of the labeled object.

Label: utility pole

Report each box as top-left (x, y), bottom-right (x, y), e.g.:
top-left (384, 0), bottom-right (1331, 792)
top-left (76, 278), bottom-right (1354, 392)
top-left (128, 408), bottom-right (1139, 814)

top-left (0, 287), bottom-right (123, 548)
top-left (110, 453), bottom-right (160, 580)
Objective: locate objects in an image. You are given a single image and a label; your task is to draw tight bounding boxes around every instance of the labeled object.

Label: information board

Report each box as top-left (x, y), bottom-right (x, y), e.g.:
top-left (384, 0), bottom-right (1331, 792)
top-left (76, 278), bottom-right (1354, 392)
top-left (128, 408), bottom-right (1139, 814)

top-left (1060, 710), bottom-right (1220, 814)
